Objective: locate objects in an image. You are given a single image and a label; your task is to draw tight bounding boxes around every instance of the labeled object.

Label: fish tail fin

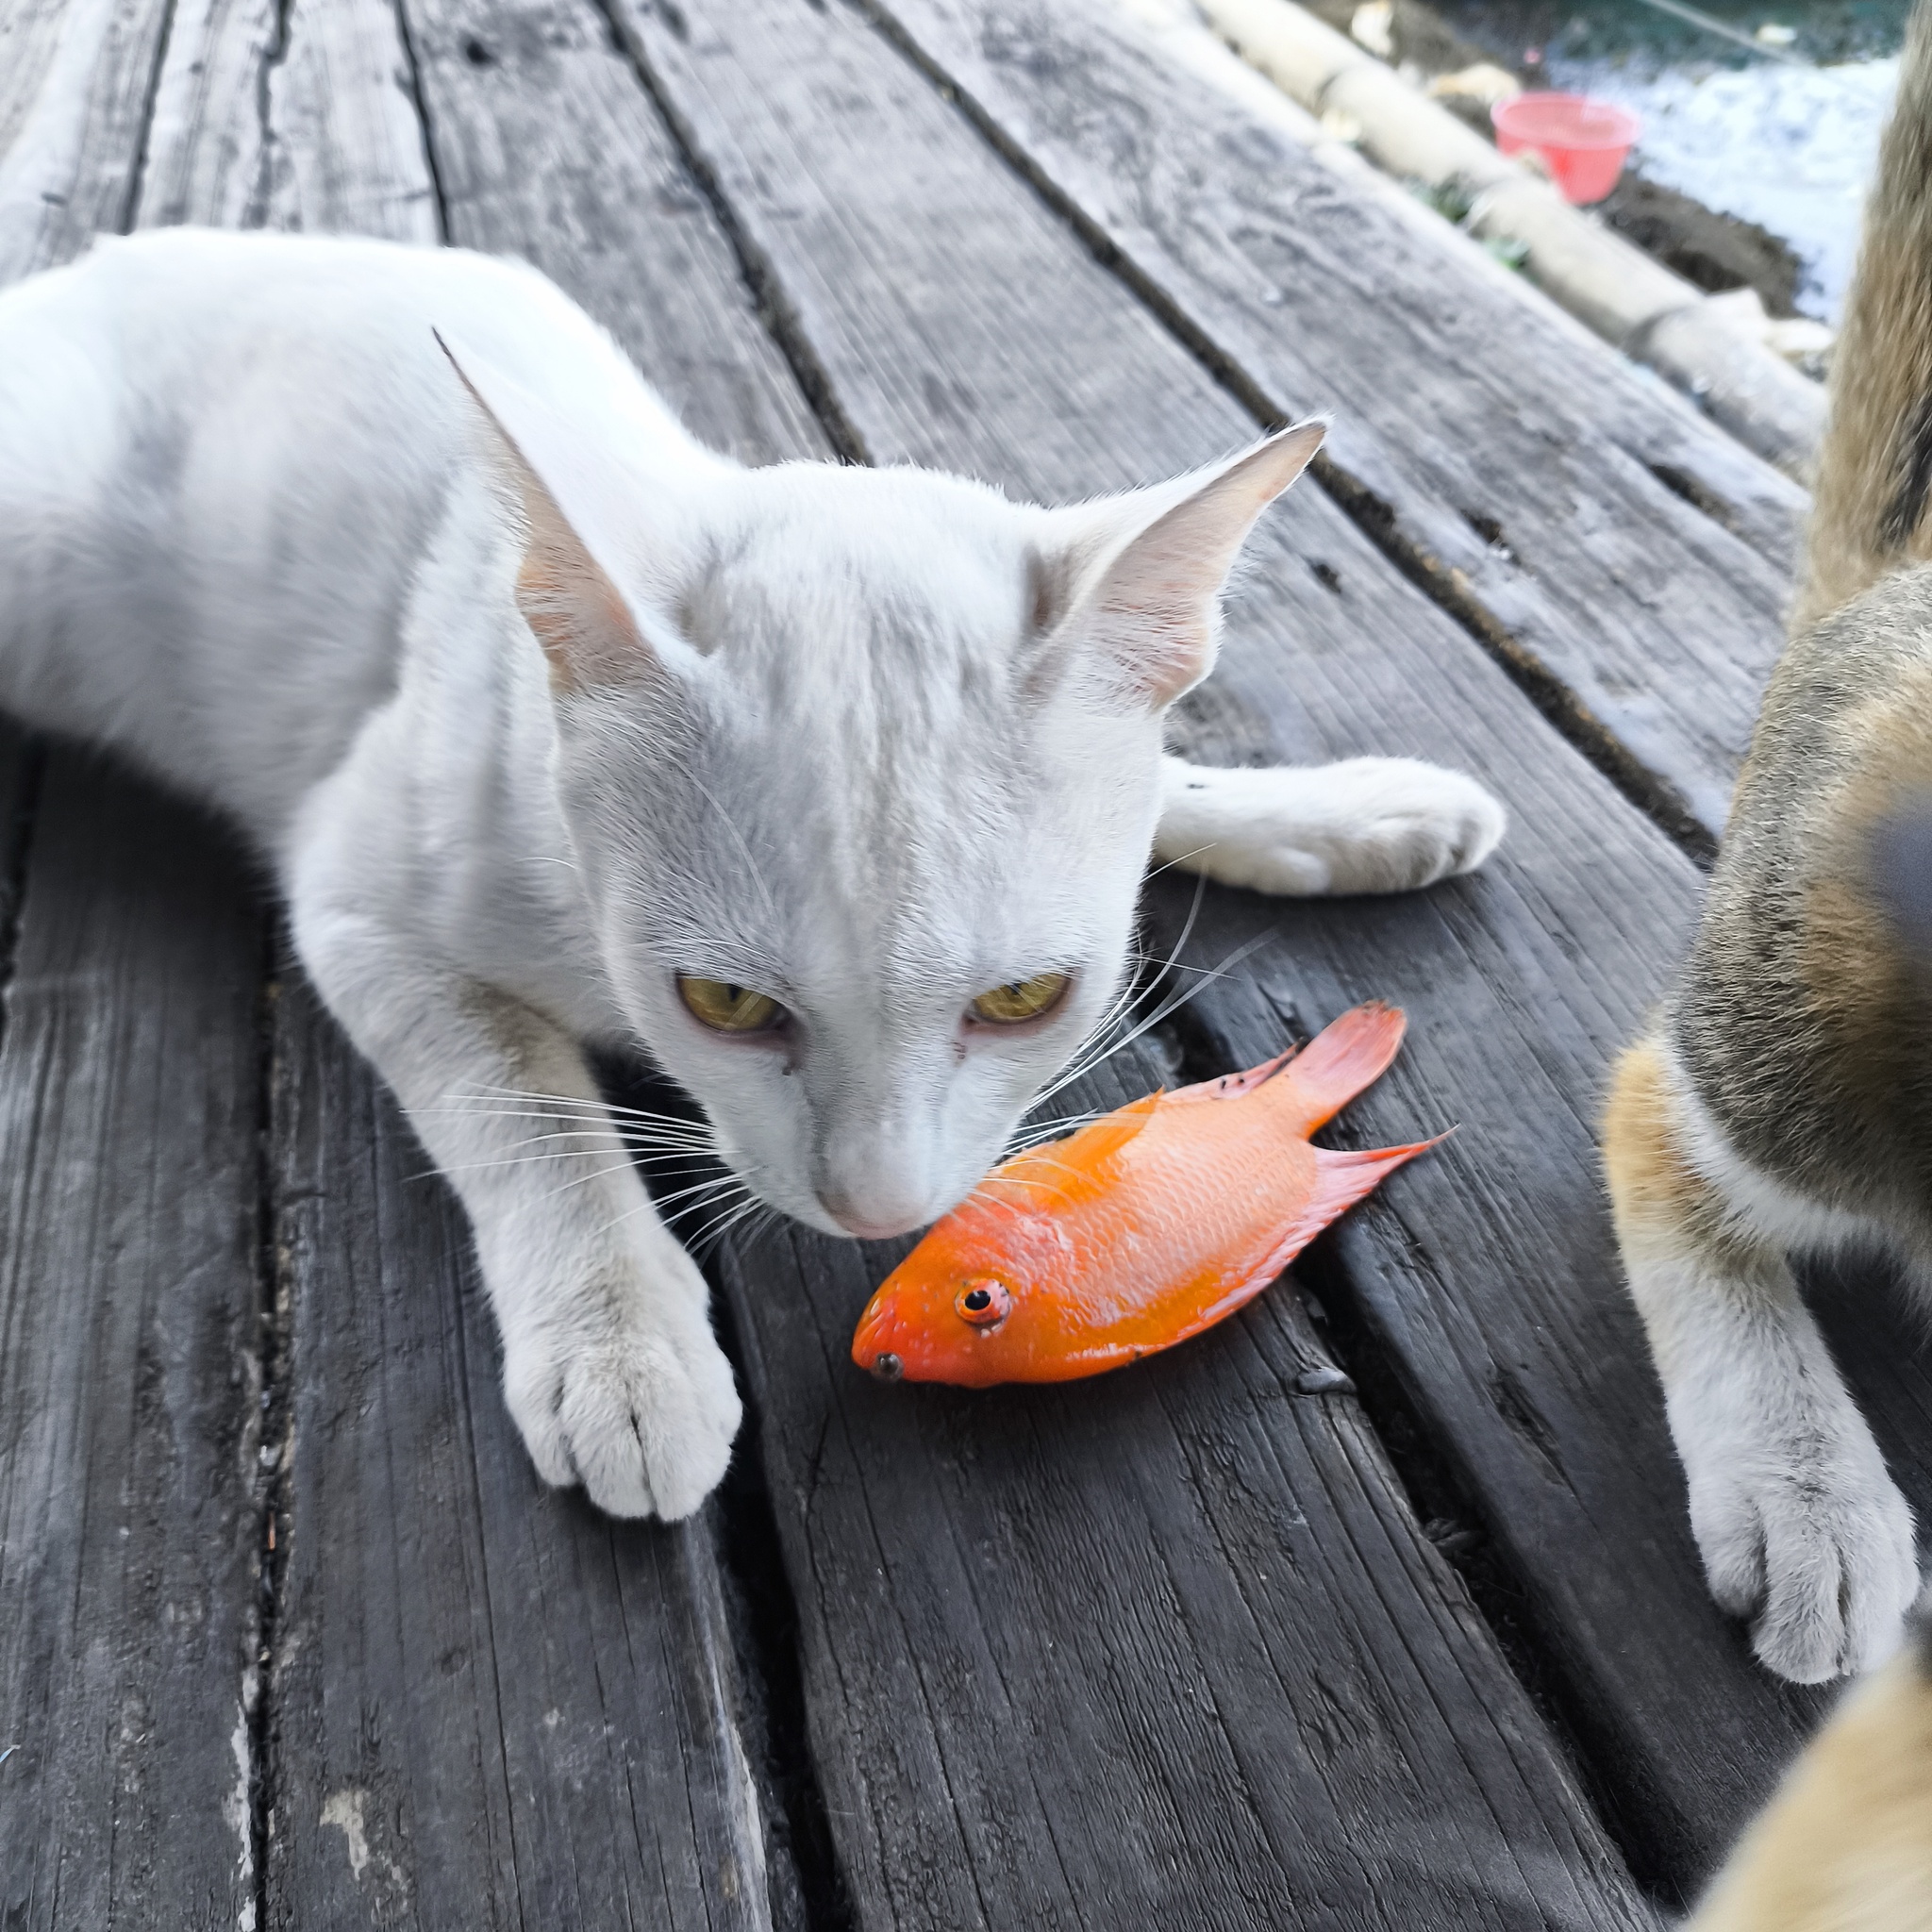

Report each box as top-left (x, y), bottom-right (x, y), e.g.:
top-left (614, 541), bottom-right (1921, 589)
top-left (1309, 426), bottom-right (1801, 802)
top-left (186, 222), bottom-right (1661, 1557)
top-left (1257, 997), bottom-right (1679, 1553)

top-left (1796, 0), bottom-right (1932, 630)
top-left (1272, 1001), bottom-right (1407, 1133)
top-left (1259, 1138), bottom-right (1443, 1274)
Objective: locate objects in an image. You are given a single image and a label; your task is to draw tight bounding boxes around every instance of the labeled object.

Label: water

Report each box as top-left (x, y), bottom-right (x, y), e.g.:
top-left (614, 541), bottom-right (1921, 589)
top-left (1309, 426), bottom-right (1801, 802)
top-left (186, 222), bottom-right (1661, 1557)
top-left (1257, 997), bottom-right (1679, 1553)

top-left (1438, 0), bottom-right (1912, 318)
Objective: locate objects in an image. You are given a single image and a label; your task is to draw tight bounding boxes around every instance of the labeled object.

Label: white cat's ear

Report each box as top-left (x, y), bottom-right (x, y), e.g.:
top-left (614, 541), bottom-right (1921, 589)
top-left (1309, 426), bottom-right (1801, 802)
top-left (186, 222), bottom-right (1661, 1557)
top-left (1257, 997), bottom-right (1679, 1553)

top-left (1037, 420), bottom-right (1325, 710)
top-left (437, 332), bottom-right (677, 693)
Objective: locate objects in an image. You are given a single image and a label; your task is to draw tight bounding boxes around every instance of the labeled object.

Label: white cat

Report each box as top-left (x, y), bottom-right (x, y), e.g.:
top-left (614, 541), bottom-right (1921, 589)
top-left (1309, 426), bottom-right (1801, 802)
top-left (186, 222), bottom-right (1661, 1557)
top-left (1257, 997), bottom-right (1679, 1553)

top-left (0, 228), bottom-right (1504, 1518)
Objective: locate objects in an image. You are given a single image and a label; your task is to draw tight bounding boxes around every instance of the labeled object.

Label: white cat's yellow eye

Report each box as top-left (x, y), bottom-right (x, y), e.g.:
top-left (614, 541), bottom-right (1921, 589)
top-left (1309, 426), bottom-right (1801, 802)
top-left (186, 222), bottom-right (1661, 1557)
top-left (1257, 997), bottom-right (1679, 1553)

top-left (969, 972), bottom-right (1071, 1025)
top-left (678, 975), bottom-right (786, 1034)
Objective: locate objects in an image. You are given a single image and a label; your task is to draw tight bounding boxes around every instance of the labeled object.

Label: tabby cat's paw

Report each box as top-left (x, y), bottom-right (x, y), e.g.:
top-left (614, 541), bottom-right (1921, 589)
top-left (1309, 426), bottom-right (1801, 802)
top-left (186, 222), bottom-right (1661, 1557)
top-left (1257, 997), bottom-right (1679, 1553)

top-left (1156, 758), bottom-right (1505, 896)
top-left (503, 1268), bottom-right (741, 1520)
top-left (1685, 1407), bottom-right (1920, 1683)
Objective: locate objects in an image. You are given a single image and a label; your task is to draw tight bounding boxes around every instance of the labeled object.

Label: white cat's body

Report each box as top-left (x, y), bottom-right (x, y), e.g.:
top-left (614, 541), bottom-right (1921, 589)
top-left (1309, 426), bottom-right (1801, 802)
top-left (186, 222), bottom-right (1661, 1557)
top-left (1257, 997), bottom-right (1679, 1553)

top-left (0, 228), bottom-right (1503, 1517)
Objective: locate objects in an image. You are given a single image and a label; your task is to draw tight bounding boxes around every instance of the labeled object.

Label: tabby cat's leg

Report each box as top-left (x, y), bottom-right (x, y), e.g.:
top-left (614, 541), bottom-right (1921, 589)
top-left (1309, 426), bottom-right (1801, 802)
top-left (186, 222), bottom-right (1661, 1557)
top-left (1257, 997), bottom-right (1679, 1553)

top-left (1153, 754), bottom-right (1505, 895)
top-left (1605, 1032), bottom-right (1920, 1682)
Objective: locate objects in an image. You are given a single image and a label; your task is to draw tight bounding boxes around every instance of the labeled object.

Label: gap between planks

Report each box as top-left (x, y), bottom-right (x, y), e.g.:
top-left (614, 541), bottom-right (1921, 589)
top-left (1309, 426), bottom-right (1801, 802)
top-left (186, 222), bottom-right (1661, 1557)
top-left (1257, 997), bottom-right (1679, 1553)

top-left (839, 0), bottom-right (1794, 866)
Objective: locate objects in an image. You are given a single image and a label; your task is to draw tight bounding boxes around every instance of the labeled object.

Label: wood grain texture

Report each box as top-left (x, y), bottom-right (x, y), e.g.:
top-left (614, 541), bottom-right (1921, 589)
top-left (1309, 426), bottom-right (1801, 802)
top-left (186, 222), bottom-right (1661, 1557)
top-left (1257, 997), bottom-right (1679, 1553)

top-left (0, 0), bottom-right (175, 275)
top-left (404, 0), bottom-right (831, 466)
top-left (0, 724), bottom-right (41, 948)
top-left (866, 0), bottom-right (1801, 841)
top-left (582, 8), bottom-right (1699, 1921)
top-left (140, 0), bottom-right (441, 239)
top-left (717, 1034), bottom-right (1660, 1931)
top-left (0, 26), bottom-right (270, 1926)
top-left (266, 971), bottom-right (771, 1931)
top-left (134, 4), bottom-right (784, 1924)
top-left (615, 0), bottom-right (1824, 1891)
top-left (0, 761), bottom-right (266, 1932)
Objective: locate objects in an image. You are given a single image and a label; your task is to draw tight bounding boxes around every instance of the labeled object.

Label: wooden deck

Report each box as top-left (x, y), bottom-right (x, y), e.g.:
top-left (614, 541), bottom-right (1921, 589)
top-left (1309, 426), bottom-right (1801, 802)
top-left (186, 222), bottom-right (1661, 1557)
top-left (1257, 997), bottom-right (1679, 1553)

top-left (0, 0), bottom-right (1907, 1925)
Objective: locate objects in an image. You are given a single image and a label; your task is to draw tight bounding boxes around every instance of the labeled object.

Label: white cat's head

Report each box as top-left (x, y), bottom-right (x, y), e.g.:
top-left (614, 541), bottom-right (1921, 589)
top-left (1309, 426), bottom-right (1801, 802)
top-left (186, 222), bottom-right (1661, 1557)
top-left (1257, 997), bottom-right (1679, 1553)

top-left (455, 351), bottom-right (1320, 1238)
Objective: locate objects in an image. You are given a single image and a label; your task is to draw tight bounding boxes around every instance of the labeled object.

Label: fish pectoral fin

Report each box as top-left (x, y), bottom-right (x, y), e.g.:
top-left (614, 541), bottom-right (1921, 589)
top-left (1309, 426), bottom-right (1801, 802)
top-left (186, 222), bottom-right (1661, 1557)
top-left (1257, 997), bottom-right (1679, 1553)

top-left (1167, 1044), bottom-right (1298, 1105)
top-left (1258, 1134), bottom-right (1447, 1273)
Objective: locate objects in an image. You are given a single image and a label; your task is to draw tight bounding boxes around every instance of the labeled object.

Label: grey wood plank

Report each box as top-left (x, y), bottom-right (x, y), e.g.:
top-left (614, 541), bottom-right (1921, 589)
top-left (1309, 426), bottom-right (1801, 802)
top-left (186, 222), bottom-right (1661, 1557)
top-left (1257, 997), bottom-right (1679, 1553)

top-left (861, 0), bottom-right (1801, 844)
top-left (559, 4), bottom-right (1706, 1922)
top-left (610, 0), bottom-right (1825, 1895)
top-left (141, 0), bottom-right (441, 240)
top-left (134, 3), bottom-right (783, 1922)
top-left (0, 760), bottom-right (266, 1932)
top-left (716, 1030), bottom-right (1661, 1932)
top-left (0, 0), bottom-right (175, 275)
top-left (0, 724), bottom-right (40, 945)
top-left (404, 0), bottom-right (831, 466)
top-left (0, 22), bottom-right (269, 1925)
top-left (267, 970), bottom-right (770, 1930)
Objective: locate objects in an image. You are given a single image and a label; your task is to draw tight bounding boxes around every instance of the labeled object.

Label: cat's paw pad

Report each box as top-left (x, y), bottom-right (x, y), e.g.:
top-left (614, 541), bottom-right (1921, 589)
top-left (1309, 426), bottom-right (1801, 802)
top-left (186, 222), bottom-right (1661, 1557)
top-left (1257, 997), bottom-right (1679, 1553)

top-left (1164, 758), bottom-right (1506, 896)
top-left (1687, 1425), bottom-right (1919, 1683)
top-left (505, 1291), bottom-right (741, 1521)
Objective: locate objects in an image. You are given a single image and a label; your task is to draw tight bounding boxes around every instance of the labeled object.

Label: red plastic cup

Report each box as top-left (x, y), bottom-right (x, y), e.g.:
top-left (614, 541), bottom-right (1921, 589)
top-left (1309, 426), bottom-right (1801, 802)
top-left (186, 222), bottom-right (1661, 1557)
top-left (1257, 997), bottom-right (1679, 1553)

top-left (1491, 92), bottom-right (1640, 205)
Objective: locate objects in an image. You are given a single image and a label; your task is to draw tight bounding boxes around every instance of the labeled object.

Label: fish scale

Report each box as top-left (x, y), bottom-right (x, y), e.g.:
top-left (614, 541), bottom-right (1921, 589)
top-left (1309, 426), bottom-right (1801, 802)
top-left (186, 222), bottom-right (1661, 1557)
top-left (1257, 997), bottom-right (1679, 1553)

top-left (852, 1002), bottom-right (1443, 1387)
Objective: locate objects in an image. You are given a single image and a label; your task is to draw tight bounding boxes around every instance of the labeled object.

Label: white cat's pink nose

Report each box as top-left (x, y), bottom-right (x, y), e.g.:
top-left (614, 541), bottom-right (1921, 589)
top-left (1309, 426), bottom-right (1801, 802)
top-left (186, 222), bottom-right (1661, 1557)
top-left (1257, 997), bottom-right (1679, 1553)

top-left (817, 1188), bottom-right (927, 1241)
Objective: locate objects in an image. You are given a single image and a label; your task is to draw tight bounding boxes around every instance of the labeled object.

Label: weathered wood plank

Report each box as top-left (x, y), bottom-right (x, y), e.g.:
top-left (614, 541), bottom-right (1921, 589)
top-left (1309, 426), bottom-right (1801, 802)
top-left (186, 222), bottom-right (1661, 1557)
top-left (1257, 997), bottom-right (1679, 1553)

top-left (0, 763), bottom-right (265, 1932)
top-left (132, 3), bottom-right (785, 1923)
top-left (612, 0), bottom-right (1825, 1892)
top-left (404, 0), bottom-right (830, 466)
top-left (142, 0), bottom-right (441, 240)
top-left (267, 971), bottom-right (770, 1929)
top-left (556, 3), bottom-right (1707, 1921)
top-left (0, 0), bottom-right (175, 274)
top-left (0, 22), bottom-right (269, 1925)
top-left (718, 1032), bottom-right (1661, 1931)
top-left (865, 0), bottom-right (1801, 842)
top-left (0, 724), bottom-right (40, 945)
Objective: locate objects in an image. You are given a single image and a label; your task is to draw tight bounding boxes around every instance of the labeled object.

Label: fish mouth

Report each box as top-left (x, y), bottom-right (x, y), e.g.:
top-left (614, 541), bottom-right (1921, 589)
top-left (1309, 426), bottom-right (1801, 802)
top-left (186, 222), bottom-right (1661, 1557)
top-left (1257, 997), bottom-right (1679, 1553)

top-left (851, 1299), bottom-right (912, 1383)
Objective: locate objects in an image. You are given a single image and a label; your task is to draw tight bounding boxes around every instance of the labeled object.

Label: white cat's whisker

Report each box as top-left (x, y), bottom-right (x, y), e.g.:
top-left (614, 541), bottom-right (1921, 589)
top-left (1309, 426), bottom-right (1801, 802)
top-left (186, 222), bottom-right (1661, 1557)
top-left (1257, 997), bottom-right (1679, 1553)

top-left (458, 1084), bottom-right (717, 1131)
top-left (1141, 841), bottom-right (1217, 882)
top-left (674, 1187), bottom-right (768, 1250)
top-left (1006, 1116), bottom-right (1102, 1157)
top-left (427, 1145), bottom-right (719, 1179)
top-left (655, 1174), bottom-right (752, 1212)
top-left (1029, 928), bottom-right (1269, 1113)
top-left (427, 1103), bottom-right (716, 1145)
top-left (591, 1172), bottom-right (749, 1245)
top-left (1024, 888), bottom-right (1207, 1108)
top-left (687, 1198), bottom-right (765, 1252)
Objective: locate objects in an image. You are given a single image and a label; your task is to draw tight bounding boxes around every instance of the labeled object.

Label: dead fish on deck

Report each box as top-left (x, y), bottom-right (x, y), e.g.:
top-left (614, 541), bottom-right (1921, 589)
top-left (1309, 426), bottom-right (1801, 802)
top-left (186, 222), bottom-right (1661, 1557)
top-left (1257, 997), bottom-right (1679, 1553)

top-left (852, 1001), bottom-right (1441, 1387)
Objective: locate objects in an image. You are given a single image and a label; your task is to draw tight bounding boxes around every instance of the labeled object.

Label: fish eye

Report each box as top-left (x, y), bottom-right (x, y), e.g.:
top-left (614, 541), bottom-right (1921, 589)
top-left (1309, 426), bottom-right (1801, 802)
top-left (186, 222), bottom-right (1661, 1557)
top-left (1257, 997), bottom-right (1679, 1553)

top-left (956, 1277), bottom-right (1013, 1328)
top-left (968, 972), bottom-right (1071, 1025)
top-left (677, 974), bottom-right (788, 1035)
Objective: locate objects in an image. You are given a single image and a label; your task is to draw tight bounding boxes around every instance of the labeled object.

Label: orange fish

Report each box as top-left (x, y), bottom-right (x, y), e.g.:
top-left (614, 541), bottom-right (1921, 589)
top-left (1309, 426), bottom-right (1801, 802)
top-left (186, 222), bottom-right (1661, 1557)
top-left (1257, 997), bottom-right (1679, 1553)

top-left (852, 1002), bottom-right (1440, 1387)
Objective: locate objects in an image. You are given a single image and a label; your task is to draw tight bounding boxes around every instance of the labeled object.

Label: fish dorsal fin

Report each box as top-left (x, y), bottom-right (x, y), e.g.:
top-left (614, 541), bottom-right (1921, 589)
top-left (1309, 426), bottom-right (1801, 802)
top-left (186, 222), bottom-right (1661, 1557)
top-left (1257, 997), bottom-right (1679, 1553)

top-left (994, 1091), bottom-right (1160, 1210)
top-left (1168, 1044), bottom-right (1298, 1104)
top-left (1268, 1002), bottom-right (1407, 1133)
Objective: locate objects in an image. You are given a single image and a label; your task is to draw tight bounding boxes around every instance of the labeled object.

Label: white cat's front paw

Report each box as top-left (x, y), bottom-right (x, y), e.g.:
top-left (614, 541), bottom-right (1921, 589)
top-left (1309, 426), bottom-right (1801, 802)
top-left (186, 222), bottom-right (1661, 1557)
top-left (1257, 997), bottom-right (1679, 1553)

top-left (503, 1273), bottom-right (742, 1521)
top-left (1157, 758), bottom-right (1505, 896)
top-left (1680, 1400), bottom-right (1919, 1682)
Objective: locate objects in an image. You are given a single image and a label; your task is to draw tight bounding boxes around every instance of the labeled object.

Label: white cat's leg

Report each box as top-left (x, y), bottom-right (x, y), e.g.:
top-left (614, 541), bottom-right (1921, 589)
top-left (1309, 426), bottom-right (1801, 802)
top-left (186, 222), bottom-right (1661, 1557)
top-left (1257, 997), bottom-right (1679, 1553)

top-left (1605, 1034), bottom-right (1920, 1682)
top-left (287, 859), bottom-right (741, 1521)
top-left (1153, 755), bottom-right (1505, 895)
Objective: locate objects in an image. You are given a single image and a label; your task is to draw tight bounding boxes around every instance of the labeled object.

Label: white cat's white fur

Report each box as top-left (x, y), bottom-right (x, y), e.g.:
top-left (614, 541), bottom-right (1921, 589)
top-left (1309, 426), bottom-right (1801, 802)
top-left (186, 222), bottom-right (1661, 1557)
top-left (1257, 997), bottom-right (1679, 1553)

top-left (0, 229), bottom-right (1504, 1517)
